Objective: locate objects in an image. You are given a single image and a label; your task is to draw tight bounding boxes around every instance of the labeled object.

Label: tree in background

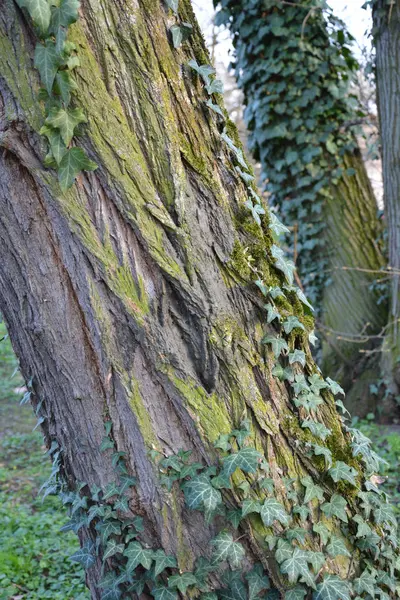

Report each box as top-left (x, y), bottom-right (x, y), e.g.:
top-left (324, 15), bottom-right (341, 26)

top-left (214, 0), bottom-right (388, 416)
top-left (372, 0), bottom-right (400, 409)
top-left (0, 0), bottom-right (399, 597)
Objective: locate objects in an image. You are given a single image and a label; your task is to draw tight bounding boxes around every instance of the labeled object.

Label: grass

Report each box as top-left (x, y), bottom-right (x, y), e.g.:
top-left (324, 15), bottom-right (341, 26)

top-left (0, 322), bottom-right (88, 600)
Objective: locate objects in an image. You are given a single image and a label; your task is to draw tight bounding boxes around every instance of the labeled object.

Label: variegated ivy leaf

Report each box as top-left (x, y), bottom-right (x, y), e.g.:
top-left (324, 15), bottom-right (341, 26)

top-left (373, 501), bottom-right (397, 526)
top-left (294, 392), bottom-right (323, 414)
top-left (262, 335), bottom-right (288, 359)
top-left (226, 509), bottom-right (242, 528)
top-left (275, 539), bottom-right (293, 563)
top-left (301, 476), bottom-right (325, 503)
top-left (153, 586), bottom-right (178, 600)
top-left (313, 575), bottom-right (351, 600)
top-left (260, 498), bottom-right (290, 527)
top-left (18, 0), bottom-right (51, 34)
top-left (292, 374), bottom-right (309, 395)
top-left (269, 212), bottom-right (290, 237)
top-left (302, 420), bottom-right (331, 441)
top-left (205, 78), bottom-right (224, 95)
top-left (292, 505), bottom-right (310, 521)
top-left (255, 279), bottom-right (268, 296)
top-left (271, 244), bottom-right (295, 285)
top-left (235, 167), bottom-right (254, 184)
top-left (285, 586), bottom-right (307, 600)
top-left (326, 536), bottom-right (351, 558)
top-left (103, 539), bottom-right (124, 561)
top-left (321, 494), bottom-right (348, 523)
top-left (70, 540), bottom-right (96, 569)
top-left (308, 330), bottom-right (318, 346)
top-left (269, 286), bottom-right (285, 299)
top-left (288, 349), bottom-right (306, 367)
top-left (124, 541), bottom-right (153, 572)
top-left (221, 131), bottom-right (247, 169)
top-left (206, 98), bottom-right (224, 117)
top-left (182, 474), bottom-right (222, 515)
top-left (102, 482), bottom-right (121, 500)
top-left (280, 547), bottom-right (316, 588)
top-left (308, 374), bottom-right (328, 394)
top-left (222, 447), bottom-right (263, 476)
top-left (325, 377), bottom-right (345, 396)
top-left (335, 399), bottom-right (350, 417)
top-left (285, 526), bottom-right (307, 543)
top-left (272, 363), bottom-right (294, 382)
top-left (353, 569), bottom-right (377, 597)
top-left (188, 59), bottom-right (215, 85)
top-left (211, 531), bottom-right (245, 568)
top-left (328, 461), bottom-right (358, 486)
top-left (170, 23), bottom-right (193, 48)
top-left (241, 499), bottom-right (262, 518)
top-left (246, 563), bottom-right (270, 599)
top-left (168, 573), bottom-right (198, 594)
top-left (353, 514), bottom-right (373, 538)
top-left (264, 303), bottom-right (281, 323)
top-left (313, 523), bottom-right (330, 545)
top-left (296, 288), bottom-right (314, 311)
top-left (165, 0), bottom-right (178, 14)
top-left (283, 316), bottom-right (305, 334)
top-left (245, 198), bottom-right (265, 226)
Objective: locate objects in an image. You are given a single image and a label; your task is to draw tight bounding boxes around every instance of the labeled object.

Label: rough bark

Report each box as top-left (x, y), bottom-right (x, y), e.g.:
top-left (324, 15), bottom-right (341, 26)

top-left (373, 0), bottom-right (400, 404)
top-left (0, 0), bottom-right (386, 596)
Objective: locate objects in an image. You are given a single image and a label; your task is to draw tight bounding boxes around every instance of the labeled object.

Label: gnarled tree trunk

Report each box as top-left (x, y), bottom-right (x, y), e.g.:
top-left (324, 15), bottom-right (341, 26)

top-left (0, 0), bottom-right (398, 597)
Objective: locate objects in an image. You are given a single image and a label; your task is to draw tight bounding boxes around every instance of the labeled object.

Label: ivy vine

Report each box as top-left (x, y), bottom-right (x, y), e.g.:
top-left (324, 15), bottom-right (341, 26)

top-left (16, 0), bottom-right (97, 190)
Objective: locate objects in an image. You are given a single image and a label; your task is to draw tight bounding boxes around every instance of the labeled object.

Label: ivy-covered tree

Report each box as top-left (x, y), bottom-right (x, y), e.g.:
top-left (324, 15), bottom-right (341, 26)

top-left (0, 0), bottom-right (399, 598)
top-left (214, 0), bottom-right (387, 414)
top-left (372, 0), bottom-right (400, 410)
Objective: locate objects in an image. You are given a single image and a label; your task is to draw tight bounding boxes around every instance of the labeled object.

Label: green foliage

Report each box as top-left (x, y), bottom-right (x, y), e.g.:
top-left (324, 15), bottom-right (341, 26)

top-left (214, 0), bottom-right (362, 309)
top-left (18, 0), bottom-right (97, 188)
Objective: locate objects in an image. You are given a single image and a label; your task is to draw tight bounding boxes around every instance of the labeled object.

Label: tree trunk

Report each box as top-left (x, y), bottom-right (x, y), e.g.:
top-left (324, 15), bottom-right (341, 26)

top-left (214, 0), bottom-right (387, 417)
top-left (373, 0), bottom-right (400, 405)
top-left (0, 0), bottom-right (398, 597)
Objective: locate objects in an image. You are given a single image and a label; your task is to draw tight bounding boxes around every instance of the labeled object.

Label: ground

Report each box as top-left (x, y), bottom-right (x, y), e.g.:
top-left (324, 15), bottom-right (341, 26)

top-left (0, 322), bottom-right (88, 600)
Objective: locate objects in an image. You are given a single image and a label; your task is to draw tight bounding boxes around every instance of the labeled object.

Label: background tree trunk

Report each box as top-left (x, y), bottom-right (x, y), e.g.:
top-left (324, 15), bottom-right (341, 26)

top-left (0, 0), bottom-right (395, 596)
top-left (373, 0), bottom-right (400, 409)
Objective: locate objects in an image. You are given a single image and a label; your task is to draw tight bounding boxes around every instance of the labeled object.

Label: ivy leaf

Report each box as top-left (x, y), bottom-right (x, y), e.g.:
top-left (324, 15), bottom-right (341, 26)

top-left (58, 147), bottom-right (97, 190)
top-left (302, 420), bottom-right (331, 441)
top-left (168, 573), bottom-right (198, 594)
top-left (283, 316), bottom-right (305, 334)
top-left (294, 392), bottom-right (323, 414)
top-left (308, 331), bottom-right (318, 346)
top-left (183, 474), bottom-right (222, 516)
top-left (275, 539), bottom-right (293, 563)
top-left (70, 540), bottom-right (96, 569)
top-left (206, 79), bottom-right (224, 95)
top-left (335, 399), bottom-right (350, 417)
top-left (306, 551), bottom-right (325, 572)
top-left (325, 377), bottom-right (345, 396)
top-left (103, 539), bottom-right (124, 561)
top-left (328, 461), bottom-right (358, 486)
top-left (262, 336), bottom-right (288, 359)
top-left (292, 375), bottom-right (309, 395)
top-left (300, 476), bottom-right (324, 505)
top-left (296, 288), bottom-right (314, 311)
top-left (264, 305), bottom-right (281, 325)
top-left (153, 587), bottom-right (178, 600)
top-left (312, 523), bottom-right (330, 546)
top-left (34, 41), bottom-right (59, 94)
top-left (269, 212), bottom-right (290, 237)
top-left (288, 349), bottom-right (306, 367)
top-left (308, 374), bottom-right (328, 394)
top-left (321, 494), bottom-right (348, 523)
top-left (313, 575), bottom-right (351, 600)
top-left (188, 59), bottom-right (215, 86)
top-left (280, 548), bottom-right (316, 588)
top-left (292, 505), bottom-right (310, 521)
top-left (54, 70), bottom-right (77, 105)
top-left (373, 502), bottom-right (397, 526)
top-left (326, 536), bottom-right (351, 558)
top-left (46, 107), bottom-right (87, 145)
top-left (211, 532), bottom-right (245, 568)
top-left (40, 124), bottom-right (67, 165)
top-left (165, 0), bottom-right (178, 13)
top-left (236, 168), bottom-right (254, 184)
top-left (50, 0), bottom-right (80, 31)
top-left (170, 23), bottom-right (192, 48)
top-left (222, 447), bottom-right (262, 476)
top-left (245, 198), bottom-right (265, 226)
top-left (312, 444), bottom-right (332, 468)
top-left (286, 527), bottom-right (307, 544)
top-left (271, 245), bottom-right (296, 285)
top-left (124, 541), bottom-right (153, 572)
top-left (102, 482), bottom-right (121, 500)
top-left (20, 0), bottom-right (51, 34)
top-left (353, 570), bottom-right (377, 597)
top-left (226, 509), bottom-right (242, 529)
top-left (261, 498), bottom-right (290, 527)
top-left (241, 499), bottom-right (262, 518)
top-left (285, 586), bottom-right (307, 600)
top-left (206, 99), bottom-right (224, 117)
top-left (246, 563), bottom-right (270, 599)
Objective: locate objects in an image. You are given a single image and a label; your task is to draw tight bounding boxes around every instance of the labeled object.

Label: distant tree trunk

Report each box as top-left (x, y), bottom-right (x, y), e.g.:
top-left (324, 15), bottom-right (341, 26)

top-left (373, 0), bottom-right (400, 408)
top-left (0, 0), bottom-right (397, 597)
top-left (214, 0), bottom-right (387, 417)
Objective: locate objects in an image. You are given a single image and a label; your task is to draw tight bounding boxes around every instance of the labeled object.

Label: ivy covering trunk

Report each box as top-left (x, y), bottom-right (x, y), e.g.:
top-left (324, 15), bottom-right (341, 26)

top-left (0, 0), bottom-right (398, 598)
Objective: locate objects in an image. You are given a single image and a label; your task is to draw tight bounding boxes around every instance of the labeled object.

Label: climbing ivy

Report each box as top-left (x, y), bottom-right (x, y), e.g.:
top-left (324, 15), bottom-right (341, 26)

top-left (16, 0), bottom-right (97, 190)
top-left (22, 0), bottom-right (400, 597)
top-left (213, 0), bottom-right (366, 310)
